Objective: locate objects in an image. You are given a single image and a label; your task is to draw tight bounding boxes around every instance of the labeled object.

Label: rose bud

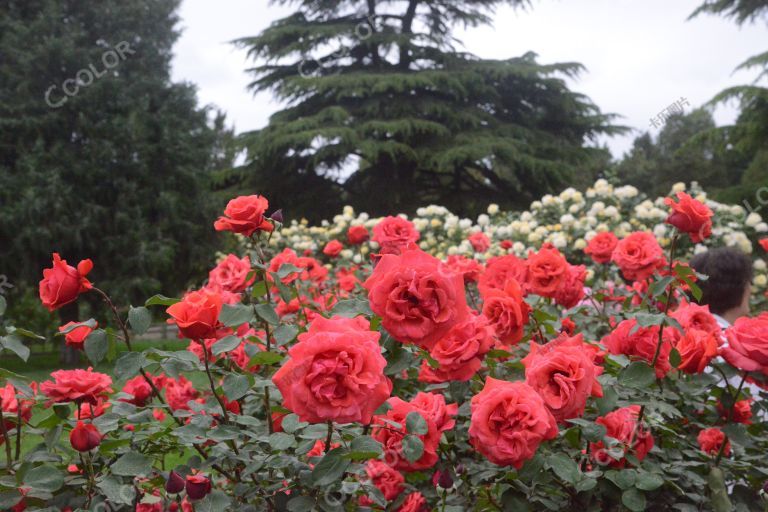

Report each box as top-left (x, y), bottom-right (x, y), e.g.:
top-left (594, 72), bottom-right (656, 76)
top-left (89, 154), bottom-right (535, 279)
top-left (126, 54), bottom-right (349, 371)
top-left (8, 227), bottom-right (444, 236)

top-left (69, 421), bottom-right (102, 452)
top-left (455, 463), bottom-right (465, 475)
top-left (165, 471), bottom-right (185, 494)
top-left (438, 469), bottom-right (454, 489)
top-left (185, 474), bottom-right (212, 500)
top-left (270, 209), bottom-right (283, 224)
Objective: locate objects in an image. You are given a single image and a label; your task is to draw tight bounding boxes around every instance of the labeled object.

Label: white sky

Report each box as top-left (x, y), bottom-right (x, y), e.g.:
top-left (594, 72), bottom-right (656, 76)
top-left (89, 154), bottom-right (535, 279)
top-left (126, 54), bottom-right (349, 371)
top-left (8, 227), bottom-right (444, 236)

top-left (171, 0), bottom-right (766, 159)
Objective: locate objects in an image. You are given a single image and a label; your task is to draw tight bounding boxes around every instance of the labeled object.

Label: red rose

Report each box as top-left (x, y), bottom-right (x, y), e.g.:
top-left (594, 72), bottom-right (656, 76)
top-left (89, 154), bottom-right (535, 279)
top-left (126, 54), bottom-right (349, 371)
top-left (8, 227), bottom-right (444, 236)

top-left (611, 232), bottom-right (665, 281)
top-left (522, 333), bottom-right (603, 423)
top-left (722, 315), bottom-right (768, 376)
top-left (207, 254), bottom-right (254, 294)
top-left (166, 290), bottom-right (223, 340)
top-left (58, 321), bottom-right (96, 350)
top-left (374, 397), bottom-right (441, 472)
top-left (760, 238), bottom-right (768, 252)
top-left (718, 398), bottom-right (752, 424)
top-left (602, 319), bottom-right (675, 378)
top-left (121, 375), bottom-right (153, 406)
top-left (372, 216), bottom-right (420, 255)
top-left (584, 232), bottom-right (618, 264)
top-left (323, 239), bottom-right (343, 257)
top-left (479, 255), bottom-right (528, 293)
top-left (664, 192), bottom-right (713, 243)
top-left (526, 245), bottom-right (568, 297)
top-left (481, 279), bottom-right (530, 347)
top-left (76, 400), bottom-right (109, 419)
top-left (675, 329), bottom-right (719, 374)
top-left (185, 474), bottom-right (211, 500)
top-left (697, 427), bottom-right (729, 456)
top-left (469, 378), bottom-right (558, 468)
top-left (1, 384), bottom-right (32, 433)
top-left (669, 302), bottom-right (722, 338)
top-left (165, 471), bottom-right (185, 494)
top-left (365, 248), bottom-right (468, 350)
top-left (418, 315), bottom-right (494, 383)
top-left (553, 264), bottom-right (587, 309)
top-left (468, 232), bottom-right (491, 253)
top-left (410, 391), bottom-right (457, 433)
top-left (213, 195), bottom-right (273, 236)
top-left (397, 492), bottom-right (428, 512)
top-left (590, 405), bottom-right (653, 468)
top-left (165, 376), bottom-right (199, 411)
top-left (347, 225), bottom-right (370, 245)
top-left (273, 315), bottom-right (391, 424)
top-left (365, 460), bottom-right (404, 501)
top-left (500, 240), bottom-right (513, 250)
top-left (69, 421), bottom-right (102, 452)
top-left (39, 253), bottom-right (93, 311)
top-left (444, 255), bottom-right (483, 283)
top-left (40, 368), bottom-right (112, 405)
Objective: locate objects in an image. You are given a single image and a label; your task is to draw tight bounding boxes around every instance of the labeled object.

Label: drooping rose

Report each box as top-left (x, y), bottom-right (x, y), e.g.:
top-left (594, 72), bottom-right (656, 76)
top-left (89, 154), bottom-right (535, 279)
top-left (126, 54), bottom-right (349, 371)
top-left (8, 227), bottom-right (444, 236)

top-left (70, 421), bottom-right (102, 452)
top-left (674, 328), bottom-right (719, 374)
top-left (207, 254), bottom-right (254, 294)
top-left (721, 315), bottom-right (768, 376)
top-left (478, 254), bottom-right (528, 293)
top-left (214, 195), bottom-right (273, 236)
top-left (273, 315), bottom-right (391, 424)
top-left (601, 318), bottom-right (675, 378)
top-left (364, 460), bottom-right (404, 501)
top-left (365, 248), bottom-right (468, 350)
top-left (526, 245), bottom-right (568, 297)
top-left (373, 397), bottom-right (441, 472)
top-left (522, 333), bottom-right (603, 423)
top-left (418, 315), bottom-right (494, 383)
top-left (40, 368), bottom-right (113, 405)
top-left (468, 232), bottom-right (491, 253)
top-left (347, 225), bottom-right (370, 245)
top-left (590, 406), bottom-right (653, 468)
top-left (372, 216), bottom-right (420, 255)
top-left (612, 232), bottom-right (665, 282)
top-left (697, 427), bottom-right (729, 456)
top-left (481, 279), bottom-right (530, 347)
top-left (584, 232), bottom-right (618, 264)
top-left (58, 321), bottom-right (96, 350)
top-left (323, 239), bottom-right (344, 257)
top-left (39, 253), bottom-right (93, 311)
top-left (166, 290), bottom-right (223, 340)
top-left (664, 192), bottom-right (713, 243)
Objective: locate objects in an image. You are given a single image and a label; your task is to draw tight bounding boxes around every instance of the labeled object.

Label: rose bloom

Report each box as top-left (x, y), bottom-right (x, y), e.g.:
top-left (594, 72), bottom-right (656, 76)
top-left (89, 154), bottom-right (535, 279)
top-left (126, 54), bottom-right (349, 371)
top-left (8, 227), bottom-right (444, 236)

top-left (121, 375), bottom-right (153, 406)
top-left (41, 368), bottom-right (113, 405)
top-left (469, 378), bottom-right (558, 468)
top-left (166, 290), bottom-right (223, 340)
top-left (268, 248), bottom-right (302, 284)
top-left (418, 315), bottom-right (494, 383)
top-left (718, 398), bottom-right (752, 424)
top-left (522, 333), bottom-right (603, 423)
top-left (602, 319), bottom-right (675, 378)
top-left (669, 301), bottom-right (722, 338)
top-left (553, 264), bottom-right (587, 309)
top-left (364, 248), bottom-right (468, 350)
top-left (397, 492), bottom-right (428, 512)
top-left (165, 376), bottom-right (200, 411)
top-left (584, 232), bottom-right (618, 264)
top-left (590, 405), bottom-right (654, 468)
top-left (1, 384), bottom-right (32, 434)
top-left (611, 232), bottom-right (665, 282)
top-left (372, 216), bottom-right (420, 255)
top-left (697, 427), bottom-right (730, 456)
top-left (347, 225), bottom-right (370, 245)
top-left (444, 255), bottom-right (483, 283)
top-left (373, 397), bottom-right (441, 472)
top-left (481, 279), bottom-right (530, 347)
top-left (39, 253), bottom-right (93, 311)
top-left (272, 315), bottom-right (391, 424)
top-left (479, 255), bottom-right (529, 293)
top-left (213, 194), bottom-right (273, 236)
top-left (468, 232), bottom-right (491, 253)
top-left (675, 329), bottom-right (719, 374)
top-left (526, 245), bottom-right (568, 297)
top-left (70, 421), bottom-right (102, 452)
top-left (722, 315), bottom-right (768, 376)
top-left (365, 460), bottom-right (404, 501)
top-left (208, 254), bottom-right (254, 294)
top-left (58, 321), bottom-right (96, 350)
top-left (76, 400), bottom-right (110, 419)
top-left (323, 239), bottom-right (343, 257)
top-left (664, 191), bottom-right (713, 243)
top-left (760, 238), bottom-right (768, 252)
top-left (410, 391), bottom-right (458, 433)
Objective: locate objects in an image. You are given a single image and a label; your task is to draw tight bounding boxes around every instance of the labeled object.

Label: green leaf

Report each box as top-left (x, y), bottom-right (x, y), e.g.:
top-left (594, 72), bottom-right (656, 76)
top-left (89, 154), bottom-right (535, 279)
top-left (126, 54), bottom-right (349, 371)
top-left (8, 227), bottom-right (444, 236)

top-left (288, 496), bottom-right (316, 511)
top-left (405, 411), bottom-right (428, 435)
top-left (708, 467), bottom-right (733, 512)
top-left (1, 336), bottom-right (29, 362)
top-left (23, 465), bottom-right (64, 491)
top-left (276, 263), bottom-right (303, 279)
top-left (331, 298), bottom-right (372, 318)
top-left (345, 435), bottom-right (383, 460)
top-left (311, 448), bottom-right (350, 486)
top-left (269, 432), bottom-right (296, 451)
top-left (250, 351), bottom-right (284, 365)
top-left (128, 306), bottom-right (152, 335)
top-left (111, 452), bottom-right (152, 476)
top-left (57, 319), bottom-right (97, 334)
top-left (212, 335), bottom-right (241, 355)
top-left (220, 304), bottom-right (255, 327)
top-left (97, 476), bottom-right (136, 504)
top-left (255, 303), bottom-right (279, 325)
top-left (196, 490), bottom-right (232, 512)
top-left (669, 347), bottom-right (681, 368)
top-left (145, 294), bottom-right (180, 307)
top-left (84, 329), bottom-right (108, 364)
top-left (401, 434), bottom-right (424, 463)
top-left (0, 296), bottom-right (6, 316)
top-left (114, 351), bottom-right (147, 380)
top-left (621, 488), bottom-right (646, 512)
top-left (547, 453), bottom-right (580, 484)
top-left (635, 472), bottom-right (664, 491)
top-left (620, 361), bottom-right (656, 388)
top-left (273, 324), bottom-right (299, 346)
top-left (222, 374), bottom-right (250, 401)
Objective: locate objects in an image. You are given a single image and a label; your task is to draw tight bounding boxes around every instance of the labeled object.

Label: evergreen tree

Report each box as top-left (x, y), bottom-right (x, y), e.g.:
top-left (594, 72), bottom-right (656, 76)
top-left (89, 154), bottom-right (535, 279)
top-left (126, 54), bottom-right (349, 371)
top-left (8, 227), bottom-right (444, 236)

top-left (233, 0), bottom-right (622, 220)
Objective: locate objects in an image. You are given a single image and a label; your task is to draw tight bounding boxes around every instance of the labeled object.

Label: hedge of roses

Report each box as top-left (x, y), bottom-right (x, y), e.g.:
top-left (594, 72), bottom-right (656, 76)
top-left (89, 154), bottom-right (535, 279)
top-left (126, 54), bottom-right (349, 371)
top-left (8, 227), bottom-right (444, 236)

top-left (0, 182), bottom-right (767, 511)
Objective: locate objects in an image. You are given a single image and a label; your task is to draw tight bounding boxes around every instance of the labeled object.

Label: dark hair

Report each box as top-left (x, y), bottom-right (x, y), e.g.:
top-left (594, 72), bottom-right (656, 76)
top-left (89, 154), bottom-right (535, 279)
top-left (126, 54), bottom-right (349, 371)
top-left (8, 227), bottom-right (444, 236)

top-left (689, 247), bottom-right (752, 314)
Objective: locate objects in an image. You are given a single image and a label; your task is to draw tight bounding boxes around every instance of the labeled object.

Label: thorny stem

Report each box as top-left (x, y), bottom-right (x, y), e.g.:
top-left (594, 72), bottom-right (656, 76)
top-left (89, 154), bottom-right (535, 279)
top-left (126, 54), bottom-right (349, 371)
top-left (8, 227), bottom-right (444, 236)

top-left (201, 341), bottom-right (230, 424)
top-left (325, 421), bottom-right (334, 454)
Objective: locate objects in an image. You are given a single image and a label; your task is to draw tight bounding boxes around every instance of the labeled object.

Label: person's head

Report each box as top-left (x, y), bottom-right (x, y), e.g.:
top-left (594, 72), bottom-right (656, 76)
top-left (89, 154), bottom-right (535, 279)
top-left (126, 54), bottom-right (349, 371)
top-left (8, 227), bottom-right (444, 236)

top-left (689, 247), bottom-right (752, 319)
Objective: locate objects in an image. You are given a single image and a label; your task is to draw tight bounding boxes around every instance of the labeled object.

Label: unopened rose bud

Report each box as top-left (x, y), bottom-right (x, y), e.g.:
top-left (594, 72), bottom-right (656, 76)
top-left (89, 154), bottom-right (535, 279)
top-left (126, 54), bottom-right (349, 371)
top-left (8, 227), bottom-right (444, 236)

top-left (270, 209), bottom-right (283, 224)
top-left (455, 463), bottom-right (465, 475)
top-left (69, 421), bottom-right (101, 452)
top-left (438, 470), bottom-right (454, 489)
top-left (185, 474), bottom-right (212, 500)
top-left (165, 471), bottom-right (185, 494)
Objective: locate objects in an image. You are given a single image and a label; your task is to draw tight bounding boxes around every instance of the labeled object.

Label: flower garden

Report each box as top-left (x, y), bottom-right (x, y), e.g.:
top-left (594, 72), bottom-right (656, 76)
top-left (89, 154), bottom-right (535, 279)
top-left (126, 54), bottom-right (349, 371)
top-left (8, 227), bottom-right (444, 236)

top-left (2, 180), bottom-right (768, 511)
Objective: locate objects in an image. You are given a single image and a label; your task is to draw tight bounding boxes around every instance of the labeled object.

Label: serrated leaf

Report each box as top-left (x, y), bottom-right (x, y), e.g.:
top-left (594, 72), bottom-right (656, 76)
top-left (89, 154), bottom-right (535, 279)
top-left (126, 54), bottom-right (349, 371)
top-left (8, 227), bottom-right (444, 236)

top-left (212, 335), bottom-right (241, 355)
top-left (111, 452), bottom-right (152, 476)
top-left (84, 329), bottom-right (108, 364)
top-left (620, 361), bottom-right (656, 388)
top-left (311, 448), bottom-right (350, 486)
top-left (222, 374), bottom-right (249, 401)
top-left (219, 304), bottom-right (255, 327)
top-left (145, 294), bottom-right (180, 307)
top-left (401, 435), bottom-right (424, 463)
top-left (128, 306), bottom-right (151, 335)
top-left (273, 324), bottom-right (299, 346)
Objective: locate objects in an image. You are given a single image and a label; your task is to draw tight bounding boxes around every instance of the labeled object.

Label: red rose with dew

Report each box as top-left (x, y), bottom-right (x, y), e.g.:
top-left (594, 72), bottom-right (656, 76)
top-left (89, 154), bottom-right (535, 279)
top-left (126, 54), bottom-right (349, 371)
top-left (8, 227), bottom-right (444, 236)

top-left (373, 397), bottom-right (441, 472)
top-left (323, 239), bottom-right (343, 257)
top-left (213, 195), bottom-right (273, 236)
top-left (481, 279), bottom-right (530, 347)
top-left (207, 254), bottom-right (254, 294)
top-left (469, 378), bottom-right (558, 468)
top-left (522, 333), bottom-right (603, 423)
top-left (612, 232), bottom-right (665, 282)
top-left (468, 231), bottom-right (491, 253)
top-left (664, 191), bottom-right (713, 243)
top-left (166, 290), bottom-right (223, 340)
top-left (590, 405), bottom-right (653, 468)
top-left (372, 216), bottom-right (420, 255)
top-left (601, 318), bottom-right (675, 378)
top-left (698, 427), bottom-right (729, 456)
top-left (365, 248), bottom-right (468, 350)
top-left (40, 368), bottom-right (112, 405)
top-left (584, 232), bottom-right (618, 264)
top-left (721, 315), bottom-right (768, 376)
top-left (58, 321), bottom-right (96, 350)
top-left (526, 245), bottom-right (568, 297)
top-left (418, 314), bottom-right (494, 383)
top-left (39, 253), bottom-right (93, 311)
top-left (674, 328), bottom-right (719, 374)
top-left (272, 315), bottom-right (391, 424)
top-left (347, 225), bottom-right (370, 245)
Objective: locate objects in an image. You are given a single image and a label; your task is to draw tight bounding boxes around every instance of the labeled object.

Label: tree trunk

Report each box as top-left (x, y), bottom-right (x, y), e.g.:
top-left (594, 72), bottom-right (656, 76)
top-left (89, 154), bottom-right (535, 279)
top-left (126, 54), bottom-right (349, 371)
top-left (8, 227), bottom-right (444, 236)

top-left (58, 301), bottom-right (80, 366)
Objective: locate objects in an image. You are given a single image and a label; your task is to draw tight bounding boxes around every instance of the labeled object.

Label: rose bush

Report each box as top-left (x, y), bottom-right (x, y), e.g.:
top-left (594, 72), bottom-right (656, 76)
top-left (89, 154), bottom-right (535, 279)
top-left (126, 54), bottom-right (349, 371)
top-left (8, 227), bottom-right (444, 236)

top-left (0, 181), bottom-right (766, 511)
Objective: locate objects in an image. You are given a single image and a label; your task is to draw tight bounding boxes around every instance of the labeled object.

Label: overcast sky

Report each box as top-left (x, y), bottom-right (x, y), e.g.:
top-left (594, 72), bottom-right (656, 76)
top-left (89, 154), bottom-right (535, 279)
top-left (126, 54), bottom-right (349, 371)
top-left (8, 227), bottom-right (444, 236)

top-left (171, 0), bottom-right (766, 159)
